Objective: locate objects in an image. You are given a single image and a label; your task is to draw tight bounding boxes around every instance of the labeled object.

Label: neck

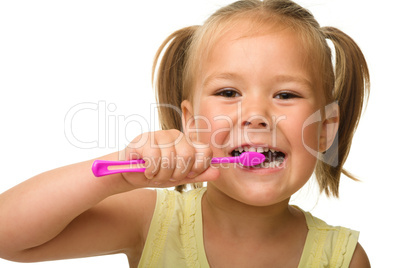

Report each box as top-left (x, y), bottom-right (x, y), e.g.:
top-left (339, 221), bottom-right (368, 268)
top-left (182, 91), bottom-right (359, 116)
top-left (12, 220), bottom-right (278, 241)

top-left (202, 184), bottom-right (302, 239)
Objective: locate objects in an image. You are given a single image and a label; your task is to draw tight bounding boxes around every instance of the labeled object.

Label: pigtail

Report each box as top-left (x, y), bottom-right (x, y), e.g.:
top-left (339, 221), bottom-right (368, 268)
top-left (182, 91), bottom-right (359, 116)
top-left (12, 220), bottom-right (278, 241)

top-left (317, 27), bottom-right (370, 197)
top-left (152, 26), bottom-right (199, 192)
top-left (152, 26), bottom-right (199, 131)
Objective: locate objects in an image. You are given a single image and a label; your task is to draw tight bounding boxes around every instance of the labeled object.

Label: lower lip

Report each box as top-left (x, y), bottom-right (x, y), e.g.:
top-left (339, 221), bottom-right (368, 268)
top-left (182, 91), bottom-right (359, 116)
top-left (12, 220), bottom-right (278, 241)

top-left (235, 158), bottom-right (287, 174)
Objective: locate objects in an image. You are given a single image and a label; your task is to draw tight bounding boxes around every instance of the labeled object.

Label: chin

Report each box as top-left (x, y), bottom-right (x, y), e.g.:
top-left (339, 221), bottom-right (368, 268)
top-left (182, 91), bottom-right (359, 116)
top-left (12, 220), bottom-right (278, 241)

top-left (210, 162), bottom-right (310, 207)
top-left (211, 179), bottom-right (291, 207)
top-left (237, 185), bottom-right (292, 207)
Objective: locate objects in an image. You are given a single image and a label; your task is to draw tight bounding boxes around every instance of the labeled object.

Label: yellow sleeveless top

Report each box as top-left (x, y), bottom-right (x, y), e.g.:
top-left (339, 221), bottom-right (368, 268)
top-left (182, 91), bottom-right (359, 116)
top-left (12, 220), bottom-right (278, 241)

top-left (138, 188), bottom-right (359, 268)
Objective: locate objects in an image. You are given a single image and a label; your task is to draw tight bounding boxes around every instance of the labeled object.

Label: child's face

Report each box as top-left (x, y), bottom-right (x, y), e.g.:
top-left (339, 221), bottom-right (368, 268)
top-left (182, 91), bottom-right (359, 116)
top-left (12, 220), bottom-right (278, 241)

top-left (182, 22), bottom-right (328, 206)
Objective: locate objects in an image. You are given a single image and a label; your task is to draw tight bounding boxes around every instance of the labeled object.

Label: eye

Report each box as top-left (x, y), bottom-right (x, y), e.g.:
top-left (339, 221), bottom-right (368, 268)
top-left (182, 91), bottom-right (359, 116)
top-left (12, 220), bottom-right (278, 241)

top-left (274, 92), bottom-right (300, 100)
top-left (214, 88), bottom-right (241, 98)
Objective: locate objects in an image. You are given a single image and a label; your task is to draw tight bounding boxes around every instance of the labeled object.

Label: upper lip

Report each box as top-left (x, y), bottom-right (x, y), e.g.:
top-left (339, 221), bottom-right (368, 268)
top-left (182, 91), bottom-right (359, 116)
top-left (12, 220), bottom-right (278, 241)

top-left (228, 143), bottom-right (285, 155)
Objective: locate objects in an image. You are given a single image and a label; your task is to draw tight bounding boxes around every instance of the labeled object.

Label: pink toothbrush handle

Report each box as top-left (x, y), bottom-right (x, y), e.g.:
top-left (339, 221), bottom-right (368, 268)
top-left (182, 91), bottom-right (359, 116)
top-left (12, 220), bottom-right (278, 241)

top-left (92, 157), bottom-right (234, 177)
top-left (210, 152), bottom-right (265, 165)
top-left (92, 152), bottom-right (265, 177)
top-left (210, 156), bottom-right (239, 164)
top-left (92, 159), bottom-right (146, 177)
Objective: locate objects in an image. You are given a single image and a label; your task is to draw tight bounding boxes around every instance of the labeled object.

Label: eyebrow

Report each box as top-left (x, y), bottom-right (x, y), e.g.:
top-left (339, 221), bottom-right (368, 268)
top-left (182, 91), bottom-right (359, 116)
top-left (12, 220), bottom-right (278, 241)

top-left (202, 72), bottom-right (313, 89)
top-left (273, 74), bottom-right (313, 89)
top-left (202, 72), bottom-right (240, 88)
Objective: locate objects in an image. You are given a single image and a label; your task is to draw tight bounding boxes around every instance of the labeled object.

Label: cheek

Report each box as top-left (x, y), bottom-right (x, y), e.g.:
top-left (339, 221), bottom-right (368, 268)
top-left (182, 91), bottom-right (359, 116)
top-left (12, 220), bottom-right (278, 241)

top-left (280, 114), bottom-right (320, 181)
top-left (198, 119), bottom-right (235, 149)
top-left (195, 105), bottom-right (234, 146)
top-left (282, 110), bottom-right (321, 155)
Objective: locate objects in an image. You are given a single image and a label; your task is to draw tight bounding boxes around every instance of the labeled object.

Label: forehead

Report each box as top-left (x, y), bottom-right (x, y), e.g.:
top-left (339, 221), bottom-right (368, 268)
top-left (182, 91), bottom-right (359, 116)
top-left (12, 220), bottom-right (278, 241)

top-left (200, 16), bottom-right (309, 56)
top-left (200, 22), bottom-right (313, 84)
top-left (185, 15), bottom-right (328, 103)
top-left (208, 22), bottom-right (306, 59)
top-left (195, 17), bottom-right (314, 71)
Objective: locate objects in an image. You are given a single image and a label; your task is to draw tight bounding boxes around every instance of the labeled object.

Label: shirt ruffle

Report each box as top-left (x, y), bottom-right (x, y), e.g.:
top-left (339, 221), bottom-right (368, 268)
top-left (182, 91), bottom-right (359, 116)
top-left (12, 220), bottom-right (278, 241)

top-left (182, 188), bottom-right (205, 267)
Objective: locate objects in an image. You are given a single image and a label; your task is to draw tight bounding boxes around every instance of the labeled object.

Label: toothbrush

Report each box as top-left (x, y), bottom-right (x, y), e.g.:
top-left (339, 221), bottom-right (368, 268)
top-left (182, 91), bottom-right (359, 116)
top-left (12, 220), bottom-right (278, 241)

top-left (92, 152), bottom-right (265, 177)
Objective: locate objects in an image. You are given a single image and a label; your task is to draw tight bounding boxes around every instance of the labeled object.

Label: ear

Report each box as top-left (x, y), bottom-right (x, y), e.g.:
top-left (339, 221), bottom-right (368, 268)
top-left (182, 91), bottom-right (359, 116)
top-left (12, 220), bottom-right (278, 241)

top-left (319, 102), bottom-right (340, 152)
top-left (181, 100), bottom-right (197, 141)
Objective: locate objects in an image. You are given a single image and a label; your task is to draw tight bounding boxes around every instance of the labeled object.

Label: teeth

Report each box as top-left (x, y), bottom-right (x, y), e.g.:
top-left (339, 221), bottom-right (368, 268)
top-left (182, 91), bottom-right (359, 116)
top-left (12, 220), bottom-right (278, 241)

top-left (260, 159), bottom-right (284, 168)
top-left (234, 146), bottom-right (271, 152)
top-left (232, 146), bottom-right (283, 156)
top-left (277, 156), bottom-right (285, 161)
top-left (261, 160), bottom-right (281, 168)
top-left (232, 146), bottom-right (285, 169)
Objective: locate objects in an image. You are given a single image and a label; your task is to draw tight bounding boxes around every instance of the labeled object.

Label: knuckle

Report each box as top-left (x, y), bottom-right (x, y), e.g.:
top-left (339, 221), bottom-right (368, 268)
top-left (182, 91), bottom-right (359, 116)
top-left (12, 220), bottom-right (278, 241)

top-left (192, 159), bottom-right (208, 174)
top-left (132, 132), bottom-right (151, 146)
top-left (178, 150), bottom-right (195, 164)
top-left (171, 171), bottom-right (187, 182)
top-left (168, 129), bottom-right (182, 136)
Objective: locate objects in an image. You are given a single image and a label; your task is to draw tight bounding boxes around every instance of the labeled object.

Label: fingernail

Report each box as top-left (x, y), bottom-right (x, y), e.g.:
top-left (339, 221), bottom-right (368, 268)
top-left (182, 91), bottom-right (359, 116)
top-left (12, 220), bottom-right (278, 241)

top-left (169, 178), bottom-right (177, 182)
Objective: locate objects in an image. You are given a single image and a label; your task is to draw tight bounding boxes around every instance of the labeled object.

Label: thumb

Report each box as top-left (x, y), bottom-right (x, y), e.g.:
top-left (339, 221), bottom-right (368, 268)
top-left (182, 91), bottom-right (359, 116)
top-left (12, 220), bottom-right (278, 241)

top-left (185, 166), bottom-right (220, 184)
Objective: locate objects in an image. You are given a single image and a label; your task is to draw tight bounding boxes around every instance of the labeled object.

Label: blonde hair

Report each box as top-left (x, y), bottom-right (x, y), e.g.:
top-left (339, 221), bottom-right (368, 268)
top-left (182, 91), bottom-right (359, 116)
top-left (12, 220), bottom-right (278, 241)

top-left (152, 0), bottom-right (370, 196)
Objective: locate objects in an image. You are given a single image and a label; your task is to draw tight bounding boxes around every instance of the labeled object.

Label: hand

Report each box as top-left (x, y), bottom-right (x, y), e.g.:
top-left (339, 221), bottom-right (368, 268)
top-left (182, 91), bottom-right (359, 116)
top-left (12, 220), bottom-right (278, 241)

top-left (120, 129), bottom-right (219, 188)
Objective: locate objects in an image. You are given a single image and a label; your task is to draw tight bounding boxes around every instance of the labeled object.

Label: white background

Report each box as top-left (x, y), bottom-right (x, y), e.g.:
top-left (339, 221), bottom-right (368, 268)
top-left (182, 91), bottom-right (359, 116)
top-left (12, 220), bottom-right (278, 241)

top-left (0, 0), bottom-right (400, 267)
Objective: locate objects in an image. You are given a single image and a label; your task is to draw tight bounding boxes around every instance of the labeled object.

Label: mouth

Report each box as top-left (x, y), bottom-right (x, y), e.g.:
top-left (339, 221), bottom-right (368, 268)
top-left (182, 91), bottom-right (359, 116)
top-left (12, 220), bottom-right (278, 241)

top-left (231, 146), bottom-right (286, 169)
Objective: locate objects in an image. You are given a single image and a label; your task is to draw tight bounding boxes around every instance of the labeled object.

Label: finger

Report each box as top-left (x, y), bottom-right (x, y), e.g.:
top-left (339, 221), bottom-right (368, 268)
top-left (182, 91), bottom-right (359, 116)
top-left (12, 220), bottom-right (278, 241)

top-left (142, 147), bottom-right (162, 180)
top-left (184, 142), bottom-right (213, 179)
top-left (170, 144), bottom-right (196, 182)
top-left (124, 132), bottom-right (150, 160)
top-left (178, 166), bottom-right (220, 186)
top-left (126, 132), bottom-right (161, 180)
top-left (150, 131), bottom-right (182, 183)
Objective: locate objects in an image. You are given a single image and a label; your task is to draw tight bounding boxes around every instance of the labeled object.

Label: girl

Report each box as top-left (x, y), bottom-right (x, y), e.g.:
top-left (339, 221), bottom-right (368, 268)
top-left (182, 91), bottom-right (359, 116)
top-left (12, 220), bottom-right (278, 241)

top-left (0, 0), bottom-right (370, 267)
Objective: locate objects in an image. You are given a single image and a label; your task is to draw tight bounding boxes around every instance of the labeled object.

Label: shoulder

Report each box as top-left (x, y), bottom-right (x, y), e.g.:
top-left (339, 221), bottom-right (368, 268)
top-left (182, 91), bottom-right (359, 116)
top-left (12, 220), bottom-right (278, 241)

top-left (349, 242), bottom-right (370, 268)
top-left (112, 188), bottom-right (157, 239)
top-left (297, 208), bottom-right (364, 267)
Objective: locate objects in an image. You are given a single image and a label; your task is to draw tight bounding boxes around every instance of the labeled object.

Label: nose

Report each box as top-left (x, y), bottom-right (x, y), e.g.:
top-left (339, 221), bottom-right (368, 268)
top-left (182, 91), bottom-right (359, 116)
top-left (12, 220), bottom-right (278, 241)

top-left (243, 117), bottom-right (269, 128)
top-left (241, 95), bottom-right (271, 129)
